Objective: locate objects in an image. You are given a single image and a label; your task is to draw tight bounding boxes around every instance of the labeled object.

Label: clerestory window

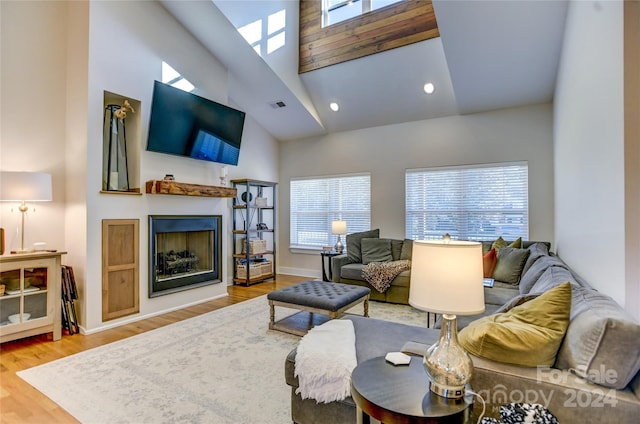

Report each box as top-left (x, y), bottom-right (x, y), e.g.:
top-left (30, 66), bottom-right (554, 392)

top-left (323, 0), bottom-right (403, 27)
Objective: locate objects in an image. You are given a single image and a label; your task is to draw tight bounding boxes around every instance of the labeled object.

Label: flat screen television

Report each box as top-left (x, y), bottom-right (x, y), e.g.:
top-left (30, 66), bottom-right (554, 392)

top-left (146, 81), bottom-right (245, 166)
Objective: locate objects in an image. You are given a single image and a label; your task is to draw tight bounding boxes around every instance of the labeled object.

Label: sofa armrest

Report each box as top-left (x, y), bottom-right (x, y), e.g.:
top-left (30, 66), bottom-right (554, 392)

top-left (331, 254), bottom-right (354, 282)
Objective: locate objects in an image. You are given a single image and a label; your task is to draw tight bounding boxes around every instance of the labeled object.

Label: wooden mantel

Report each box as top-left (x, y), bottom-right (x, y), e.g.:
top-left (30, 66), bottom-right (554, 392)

top-left (145, 180), bottom-right (237, 198)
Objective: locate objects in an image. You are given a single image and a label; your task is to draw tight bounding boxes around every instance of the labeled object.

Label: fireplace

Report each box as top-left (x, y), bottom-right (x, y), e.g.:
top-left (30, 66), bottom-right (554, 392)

top-left (149, 215), bottom-right (222, 297)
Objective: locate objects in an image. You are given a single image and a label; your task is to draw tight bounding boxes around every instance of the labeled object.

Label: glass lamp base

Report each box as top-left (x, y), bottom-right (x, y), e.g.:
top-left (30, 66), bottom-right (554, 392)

top-left (423, 314), bottom-right (472, 400)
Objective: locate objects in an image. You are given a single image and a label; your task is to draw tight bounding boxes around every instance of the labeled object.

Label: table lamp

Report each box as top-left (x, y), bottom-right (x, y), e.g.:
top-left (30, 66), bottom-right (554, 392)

top-left (331, 220), bottom-right (347, 253)
top-left (409, 237), bottom-right (484, 399)
top-left (0, 171), bottom-right (53, 253)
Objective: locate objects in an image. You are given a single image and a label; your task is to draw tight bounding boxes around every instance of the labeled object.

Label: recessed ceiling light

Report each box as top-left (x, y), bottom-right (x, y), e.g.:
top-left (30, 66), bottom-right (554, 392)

top-left (423, 82), bottom-right (435, 94)
top-left (330, 102), bottom-right (340, 112)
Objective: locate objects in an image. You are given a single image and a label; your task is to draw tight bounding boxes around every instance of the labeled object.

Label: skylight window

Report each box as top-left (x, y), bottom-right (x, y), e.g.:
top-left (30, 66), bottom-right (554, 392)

top-left (323, 0), bottom-right (402, 27)
top-left (161, 62), bottom-right (195, 93)
top-left (237, 9), bottom-right (287, 57)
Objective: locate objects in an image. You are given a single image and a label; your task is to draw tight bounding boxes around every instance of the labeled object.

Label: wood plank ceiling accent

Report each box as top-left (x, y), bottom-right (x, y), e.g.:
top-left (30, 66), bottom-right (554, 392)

top-left (299, 0), bottom-right (439, 73)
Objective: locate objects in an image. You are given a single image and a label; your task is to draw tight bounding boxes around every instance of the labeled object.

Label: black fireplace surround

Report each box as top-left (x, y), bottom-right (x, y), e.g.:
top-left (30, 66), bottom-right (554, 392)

top-left (149, 215), bottom-right (222, 297)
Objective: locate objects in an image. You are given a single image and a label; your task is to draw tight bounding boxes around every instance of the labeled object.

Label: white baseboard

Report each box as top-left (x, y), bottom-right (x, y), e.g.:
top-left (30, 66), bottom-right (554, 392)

top-left (79, 292), bottom-right (230, 335)
top-left (277, 266), bottom-right (319, 279)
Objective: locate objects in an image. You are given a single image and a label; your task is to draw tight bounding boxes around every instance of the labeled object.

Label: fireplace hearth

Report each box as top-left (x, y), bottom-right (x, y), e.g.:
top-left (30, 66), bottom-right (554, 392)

top-left (149, 215), bottom-right (222, 297)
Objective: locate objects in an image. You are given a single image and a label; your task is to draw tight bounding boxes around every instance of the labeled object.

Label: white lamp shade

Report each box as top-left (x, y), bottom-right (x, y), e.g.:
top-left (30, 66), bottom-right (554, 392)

top-left (0, 172), bottom-right (52, 202)
top-left (409, 240), bottom-right (485, 315)
top-left (331, 220), bottom-right (347, 235)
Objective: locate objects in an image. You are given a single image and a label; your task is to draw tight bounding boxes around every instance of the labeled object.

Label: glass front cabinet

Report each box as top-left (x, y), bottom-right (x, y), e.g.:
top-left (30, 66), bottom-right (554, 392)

top-left (0, 252), bottom-right (64, 343)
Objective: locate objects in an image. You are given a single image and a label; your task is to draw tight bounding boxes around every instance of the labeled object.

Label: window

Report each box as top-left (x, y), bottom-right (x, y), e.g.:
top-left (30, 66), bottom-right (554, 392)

top-left (290, 174), bottom-right (371, 249)
top-left (405, 162), bottom-right (529, 241)
top-left (162, 62), bottom-right (194, 93)
top-left (323, 0), bottom-right (402, 27)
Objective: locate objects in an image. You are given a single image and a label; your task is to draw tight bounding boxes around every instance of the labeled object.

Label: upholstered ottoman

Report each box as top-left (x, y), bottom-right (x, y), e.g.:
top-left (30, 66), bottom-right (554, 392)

top-left (267, 280), bottom-right (370, 336)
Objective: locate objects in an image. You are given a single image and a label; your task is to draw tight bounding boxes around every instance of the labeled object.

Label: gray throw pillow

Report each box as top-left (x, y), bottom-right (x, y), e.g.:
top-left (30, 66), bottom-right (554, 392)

top-left (390, 239), bottom-right (403, 261)
top-left (361, 238), bottom-right (393, 265)
top-left (346, 229), bottom-right (380, 263)
top-left (492, 247), bottom-right (530, 285)
top-left (400, 239), bottom-right (413, 260)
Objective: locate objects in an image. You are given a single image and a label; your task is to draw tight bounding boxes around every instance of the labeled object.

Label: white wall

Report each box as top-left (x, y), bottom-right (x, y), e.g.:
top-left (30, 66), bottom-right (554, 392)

top-left (278, 104), bottom-right (555, 278)
top-left (554, 1), bottom-right (630, 313)
top-left (1, 1), bottom-right (279, 333)
top-left (0, 1), bottom-right (67, 252)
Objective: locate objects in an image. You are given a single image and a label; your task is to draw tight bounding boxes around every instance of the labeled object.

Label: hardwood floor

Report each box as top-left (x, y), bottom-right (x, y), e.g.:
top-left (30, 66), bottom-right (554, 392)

top-left (0, 275), bottom-right (309, 424)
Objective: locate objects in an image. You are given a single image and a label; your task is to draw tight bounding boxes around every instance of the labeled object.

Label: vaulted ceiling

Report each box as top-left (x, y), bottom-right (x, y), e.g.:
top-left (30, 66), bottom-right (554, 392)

top-left (160, 0), bottom-right (569, 142)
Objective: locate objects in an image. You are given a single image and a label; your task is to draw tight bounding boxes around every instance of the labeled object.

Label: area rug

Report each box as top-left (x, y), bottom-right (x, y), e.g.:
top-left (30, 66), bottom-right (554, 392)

top-left (18, 295), bottom-right (426, 424)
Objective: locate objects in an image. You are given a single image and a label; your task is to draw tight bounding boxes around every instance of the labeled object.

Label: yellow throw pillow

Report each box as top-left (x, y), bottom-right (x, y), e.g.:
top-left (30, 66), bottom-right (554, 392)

top-left (508, 237), bottom-right (522, 248)
top-left (491, 237), bottom-right (508, 251)
top-left (459, 282), bottom-right (572, 367)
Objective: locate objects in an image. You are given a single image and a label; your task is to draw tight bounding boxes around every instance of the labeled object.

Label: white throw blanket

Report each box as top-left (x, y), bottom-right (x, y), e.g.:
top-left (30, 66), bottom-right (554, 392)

top-left (294, 319), bottom-right (357, 403)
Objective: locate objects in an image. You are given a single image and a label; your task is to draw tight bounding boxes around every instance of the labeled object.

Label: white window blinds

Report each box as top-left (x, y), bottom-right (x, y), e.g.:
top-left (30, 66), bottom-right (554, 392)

top-left (406, 162), bottom-right (529, 241)
top-left (290, 174), bottom-right (371, 249)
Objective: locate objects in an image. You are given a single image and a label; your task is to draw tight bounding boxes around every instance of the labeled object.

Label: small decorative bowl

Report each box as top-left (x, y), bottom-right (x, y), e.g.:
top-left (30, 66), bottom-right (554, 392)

top-left (8, 313), bottom-right (30, 324)
top-left (322, 246), bottom-right (334, 253)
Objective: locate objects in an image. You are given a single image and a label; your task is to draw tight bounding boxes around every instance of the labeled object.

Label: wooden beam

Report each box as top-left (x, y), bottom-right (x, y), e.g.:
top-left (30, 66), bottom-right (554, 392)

top-left (145, 180), bottom-right (237, 198)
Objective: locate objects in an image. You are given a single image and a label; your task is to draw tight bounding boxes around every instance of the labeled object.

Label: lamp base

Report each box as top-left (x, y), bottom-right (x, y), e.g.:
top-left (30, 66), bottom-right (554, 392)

top-left (428, 380), bottom-right (466, 399)
top-left (423, 314), bottom-right (472, 400)
top-left (334, 236), bottom-right (344, 254)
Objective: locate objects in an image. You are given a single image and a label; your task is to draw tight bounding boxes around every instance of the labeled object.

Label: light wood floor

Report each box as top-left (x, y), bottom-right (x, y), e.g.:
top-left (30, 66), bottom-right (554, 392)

top-left (0, 274), bottom-right (309, 424)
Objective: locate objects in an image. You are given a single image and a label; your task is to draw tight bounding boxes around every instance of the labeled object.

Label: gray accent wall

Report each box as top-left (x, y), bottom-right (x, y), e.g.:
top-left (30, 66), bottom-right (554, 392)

top-left (278, 103), bottom-right (554, 279)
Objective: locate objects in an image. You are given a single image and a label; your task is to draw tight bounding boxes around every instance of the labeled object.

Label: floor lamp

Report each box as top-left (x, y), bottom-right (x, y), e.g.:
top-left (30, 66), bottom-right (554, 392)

top-left (0, 172), bottom-right (53, 253)
top-left (409, 238), bottom-right (485, 399)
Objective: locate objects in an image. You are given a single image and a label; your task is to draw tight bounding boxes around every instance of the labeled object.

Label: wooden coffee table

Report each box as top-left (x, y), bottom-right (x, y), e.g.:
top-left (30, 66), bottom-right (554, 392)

top-left (351, 356), bottom-right (473, 423)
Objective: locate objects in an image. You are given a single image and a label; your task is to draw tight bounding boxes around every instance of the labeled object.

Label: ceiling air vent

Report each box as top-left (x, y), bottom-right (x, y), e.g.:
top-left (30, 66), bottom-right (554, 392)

top-left (269, 100), bottom-right (287, 109)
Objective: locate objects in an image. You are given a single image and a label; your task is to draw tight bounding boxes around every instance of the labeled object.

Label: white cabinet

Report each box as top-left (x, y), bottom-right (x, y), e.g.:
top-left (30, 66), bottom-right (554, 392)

top-left (0, 252), bottom-right (65, 343)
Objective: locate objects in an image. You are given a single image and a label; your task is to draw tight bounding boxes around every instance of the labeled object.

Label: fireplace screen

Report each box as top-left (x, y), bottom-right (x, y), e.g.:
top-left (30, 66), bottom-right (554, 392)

top-left (149, 215), bottom-right (222, 297)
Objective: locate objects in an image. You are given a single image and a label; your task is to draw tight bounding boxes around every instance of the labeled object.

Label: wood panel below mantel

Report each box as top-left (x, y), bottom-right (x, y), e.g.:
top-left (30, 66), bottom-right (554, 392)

top-left (145, 180), bottom-right (237, 198)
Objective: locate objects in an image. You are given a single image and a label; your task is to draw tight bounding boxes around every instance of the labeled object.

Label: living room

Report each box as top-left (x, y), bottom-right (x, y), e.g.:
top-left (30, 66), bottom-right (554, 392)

top-left (0, 0), bottom-right (638, 421)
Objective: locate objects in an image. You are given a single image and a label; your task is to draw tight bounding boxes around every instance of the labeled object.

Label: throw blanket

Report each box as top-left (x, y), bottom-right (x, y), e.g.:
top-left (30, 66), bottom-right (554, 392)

top-left (362, 259), bottom-right (411, 293)
top-left (294, 319), bottom-right (356, 403)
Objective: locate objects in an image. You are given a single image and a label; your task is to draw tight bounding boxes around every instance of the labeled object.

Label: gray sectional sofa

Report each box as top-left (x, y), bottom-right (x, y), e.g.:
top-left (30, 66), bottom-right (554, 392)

top-left (286, 242), bottom-right (640, 423)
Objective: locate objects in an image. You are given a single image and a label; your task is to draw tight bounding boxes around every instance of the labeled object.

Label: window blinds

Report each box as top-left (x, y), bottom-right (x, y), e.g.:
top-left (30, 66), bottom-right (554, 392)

top-left (406, 162), bottom-right (529, 241)
top-left (290, 174), bottom-right (371, 248)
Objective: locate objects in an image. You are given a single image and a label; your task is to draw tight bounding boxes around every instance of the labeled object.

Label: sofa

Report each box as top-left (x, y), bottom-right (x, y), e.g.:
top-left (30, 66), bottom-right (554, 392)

top-left (330, 229), bottom-right (546, 305)
top-left (286, 241), bottom-right (640, 423)
top-left (330, 229), bottom-right (413, 304)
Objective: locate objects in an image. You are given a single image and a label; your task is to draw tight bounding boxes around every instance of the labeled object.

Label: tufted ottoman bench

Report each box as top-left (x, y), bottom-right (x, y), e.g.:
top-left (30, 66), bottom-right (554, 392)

top-left (267, 280), bottom-right (370, 336)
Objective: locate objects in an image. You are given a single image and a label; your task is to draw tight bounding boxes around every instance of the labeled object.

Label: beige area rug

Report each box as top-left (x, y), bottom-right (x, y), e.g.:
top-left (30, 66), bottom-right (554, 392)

top-left (18, 295), bottom-right (426, 424)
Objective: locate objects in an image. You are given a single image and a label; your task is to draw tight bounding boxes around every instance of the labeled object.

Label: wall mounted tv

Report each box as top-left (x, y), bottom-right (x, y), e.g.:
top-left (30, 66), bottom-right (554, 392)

top-left (146, 81), bottom-right (246, 166)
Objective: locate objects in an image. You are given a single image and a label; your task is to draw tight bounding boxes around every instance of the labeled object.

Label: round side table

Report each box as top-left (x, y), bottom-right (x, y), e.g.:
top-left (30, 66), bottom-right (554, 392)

top-left (351, 356), bottom-right (473, 424)
top-left (320, 251), bottom-right (340, 281)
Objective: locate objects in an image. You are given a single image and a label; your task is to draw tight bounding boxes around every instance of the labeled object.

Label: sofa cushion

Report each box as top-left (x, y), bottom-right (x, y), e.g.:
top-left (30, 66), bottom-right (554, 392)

top-left (340, 263), bottom-right (366, 281)
top-left (361, 238), bottom-right (393, 265)
top-left (483, 248), bottom-right (497, 278)
top-left (492, 247), bottom-right (530, 285)
top-left (346, 229), bottom-right (380, 263)
top-left (556, 287), bottom-right (640, 390)
top-left (529, 266), bottom-right (577, 294)
top-left (390, 239), bottom-right (404, 261)
top-left (459, 282), bottom-right (572, 367)
top-left (400, 239), bottom-right (413, 260)
top-left (484, 286), bottom-right (520, 306)
top-left (520, 242), bottom-right (550, 277)
top-left (519, 255), bottom-right (570, 294)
